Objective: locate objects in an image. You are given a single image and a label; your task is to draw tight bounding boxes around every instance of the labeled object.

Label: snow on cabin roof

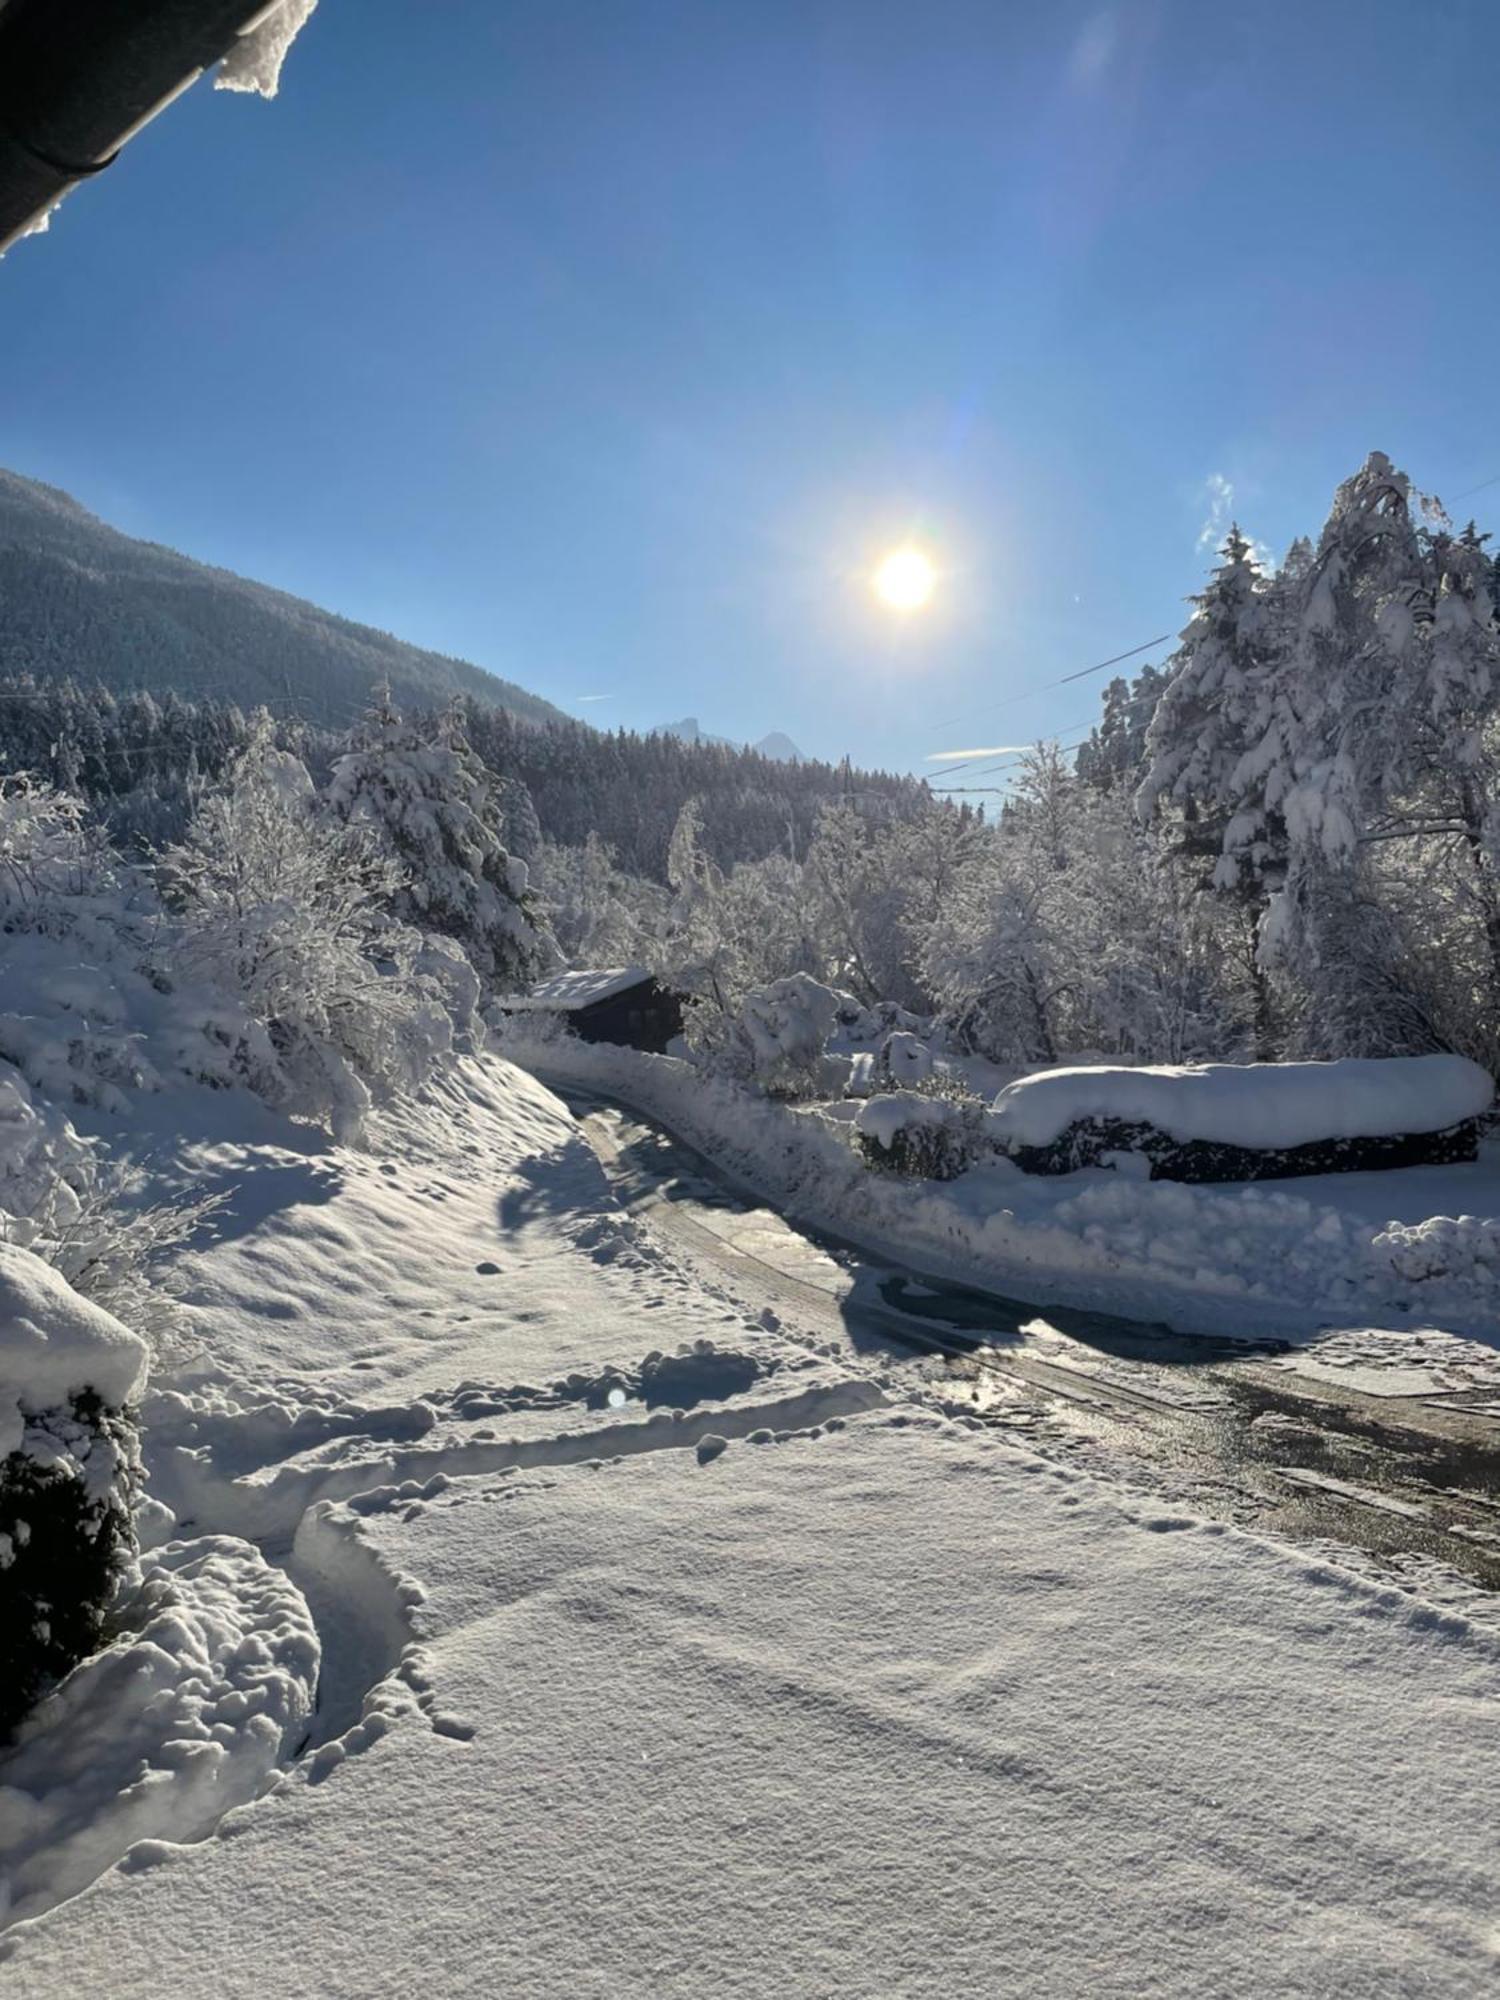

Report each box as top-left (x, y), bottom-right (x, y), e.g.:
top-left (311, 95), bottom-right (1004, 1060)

top-left (510, 966), bottom-right (655, 1013)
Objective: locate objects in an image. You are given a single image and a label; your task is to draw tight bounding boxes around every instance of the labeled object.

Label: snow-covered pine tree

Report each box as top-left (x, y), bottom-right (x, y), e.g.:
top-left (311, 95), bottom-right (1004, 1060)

top-left (1391, 520), bottom-right (1500, 1023)
top-left (1076, 660), bottom-right (1169, 793)
top-left (1137, 527), bottom-right (1271, 867)
top-left (1135, 529), bottom-right (1285, 1052)
top-left (1235, 453), bottom-right (1428, 883)
top-left (327, 689), bottom-right (554, 991)
top-left (1222, 457), bottom-right (1495, 1058)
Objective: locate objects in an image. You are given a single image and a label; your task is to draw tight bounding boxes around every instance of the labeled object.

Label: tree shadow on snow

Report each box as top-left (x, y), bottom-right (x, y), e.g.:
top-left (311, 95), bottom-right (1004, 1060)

top-left (80, 1084), bottom-right (344, 1250)
top-left (495, 1129), bottom-right (618, 1235)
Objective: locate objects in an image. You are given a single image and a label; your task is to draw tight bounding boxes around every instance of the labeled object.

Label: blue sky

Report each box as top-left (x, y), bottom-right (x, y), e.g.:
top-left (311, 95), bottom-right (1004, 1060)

top-left (3, 0), bottom-right (1498, 778)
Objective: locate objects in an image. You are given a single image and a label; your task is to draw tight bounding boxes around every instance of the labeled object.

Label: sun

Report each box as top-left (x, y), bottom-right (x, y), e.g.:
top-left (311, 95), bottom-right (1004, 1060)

top-left (874, 546), bottom-right (936, 612)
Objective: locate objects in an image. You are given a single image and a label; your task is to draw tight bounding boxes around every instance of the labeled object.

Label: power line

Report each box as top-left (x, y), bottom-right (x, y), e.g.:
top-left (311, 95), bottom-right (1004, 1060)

top-left (930, 633), bottom-right (1174, 737)
top-left (925, 681), bottom-right (1170, 777)
top-left (1448, 472), bottom-right (1500, 503)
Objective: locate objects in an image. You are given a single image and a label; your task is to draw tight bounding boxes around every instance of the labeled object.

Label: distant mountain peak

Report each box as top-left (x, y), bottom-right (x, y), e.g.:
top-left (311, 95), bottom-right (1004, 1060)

top-left (654, 716), bottom-right (803, 762)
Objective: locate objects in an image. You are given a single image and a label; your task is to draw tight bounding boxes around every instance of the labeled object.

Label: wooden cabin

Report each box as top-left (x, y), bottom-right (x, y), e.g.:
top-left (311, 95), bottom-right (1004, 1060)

top-left (504, 966), bottom-right (686, 1054)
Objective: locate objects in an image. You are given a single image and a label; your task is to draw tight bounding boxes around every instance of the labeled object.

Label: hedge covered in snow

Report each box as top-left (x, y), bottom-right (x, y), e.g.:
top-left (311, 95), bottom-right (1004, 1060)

top-left (0, 1247), bottom-right (147, 1739)
top-left (987, 1056), bottom-right (1495, 1182)
top-left (855, 1087), bottom-right (988, 1180)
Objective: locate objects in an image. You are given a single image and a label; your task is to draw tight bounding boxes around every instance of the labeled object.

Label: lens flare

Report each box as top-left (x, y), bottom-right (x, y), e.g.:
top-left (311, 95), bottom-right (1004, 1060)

top-left (874, 547), bottom-right (936, 611)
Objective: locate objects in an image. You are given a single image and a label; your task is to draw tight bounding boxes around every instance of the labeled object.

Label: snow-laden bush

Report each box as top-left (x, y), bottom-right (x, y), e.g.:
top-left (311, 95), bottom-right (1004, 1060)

top-left (160, 737), bottom-right (456, 1140)
top-left (0, 1059), bottom-right (212, 1365)
top-left (0, 1061), bottom-right (94, 1238)
top-left (36, 1165), bottom-right (222, 1370)
top-left (724, 972), bottom-right (846, 1099)
top-left (855, 1080), bottom-right (990, 1180)
top-left (879, 1030), bottom-right (934, 1088)
top-left (0, 1247), bottom-right (147, 1741)
top-left (0, 776), bottom-right (119, 941)
top-left (739, 973), bottom-right (841, 1090)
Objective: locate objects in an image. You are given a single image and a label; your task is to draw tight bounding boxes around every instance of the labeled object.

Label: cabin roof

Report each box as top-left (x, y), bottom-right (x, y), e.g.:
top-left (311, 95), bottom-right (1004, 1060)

top-left (506, 966), bottom-right (656, 1013)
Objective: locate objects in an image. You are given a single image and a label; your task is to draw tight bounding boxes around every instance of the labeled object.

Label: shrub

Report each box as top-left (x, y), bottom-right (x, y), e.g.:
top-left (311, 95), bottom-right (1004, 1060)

top-left (0, 1391), bottom-right (141, 1741)
top-left (725, 973), bottom-right (845, 1099)
top-left (855, 1079), bottom-right (990, 1180)
top-left (0, 1248), bottom-right (147, 1741)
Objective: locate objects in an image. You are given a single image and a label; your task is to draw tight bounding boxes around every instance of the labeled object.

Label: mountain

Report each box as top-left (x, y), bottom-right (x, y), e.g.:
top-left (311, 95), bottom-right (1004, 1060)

top-left (0, 468), bottom-right (571, 730)
top-left (656, 716), bottom-right (804, 762)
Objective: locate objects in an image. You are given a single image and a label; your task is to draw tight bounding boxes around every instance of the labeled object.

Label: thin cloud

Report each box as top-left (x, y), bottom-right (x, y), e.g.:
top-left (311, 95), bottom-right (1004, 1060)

top-left (926, 744), bottom-right (1029, 761)
top-left (1066, 8), bottom-right (1120, 91)
top-left (1197, 471), bottom-right (1235, 552)
top-left (1196, 473), bottom-right (1275, 571)
top-left (571, 693), bottom-right (614, 704)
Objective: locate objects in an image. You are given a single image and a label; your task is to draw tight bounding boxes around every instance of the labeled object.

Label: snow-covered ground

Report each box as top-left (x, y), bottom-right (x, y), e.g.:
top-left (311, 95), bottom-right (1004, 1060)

top-left (6, 1046), bottom-right (1500, 1993)
top-left (502, 1031), bottom-right (1500, 1354)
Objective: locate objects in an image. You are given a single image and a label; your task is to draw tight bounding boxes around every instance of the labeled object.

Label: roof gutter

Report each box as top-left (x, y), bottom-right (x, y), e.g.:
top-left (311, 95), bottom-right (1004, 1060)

top-left (0, 0), bottom-right (284, 252)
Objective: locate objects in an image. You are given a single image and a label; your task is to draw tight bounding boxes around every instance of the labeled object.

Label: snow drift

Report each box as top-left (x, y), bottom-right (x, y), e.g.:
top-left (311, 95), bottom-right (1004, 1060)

top-left (0, 1534), bottom-right (318, 1926)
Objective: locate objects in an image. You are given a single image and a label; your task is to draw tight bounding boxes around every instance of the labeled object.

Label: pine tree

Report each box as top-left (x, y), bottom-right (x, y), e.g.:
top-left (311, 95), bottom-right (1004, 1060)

top-left (1136, 529), bottom-right (1284, 1052)
top-left (327, 690), bottom-right (554, 991)
top-left (1137, 527), bottom-right (1270, 862)
top-left (1076, 661), bottom-right (1169, 793)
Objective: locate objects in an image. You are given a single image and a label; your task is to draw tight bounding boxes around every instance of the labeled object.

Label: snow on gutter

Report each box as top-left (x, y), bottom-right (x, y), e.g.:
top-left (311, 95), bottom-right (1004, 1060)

top-left (0, 0), bottom-right (318, 252)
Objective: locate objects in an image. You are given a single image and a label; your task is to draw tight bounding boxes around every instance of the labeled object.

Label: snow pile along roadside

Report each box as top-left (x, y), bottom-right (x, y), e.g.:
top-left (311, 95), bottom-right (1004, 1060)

top-left (0, 1534), bottom-right (318, 1928)
top-left (501, 1031), bottom-right (1500, 1341)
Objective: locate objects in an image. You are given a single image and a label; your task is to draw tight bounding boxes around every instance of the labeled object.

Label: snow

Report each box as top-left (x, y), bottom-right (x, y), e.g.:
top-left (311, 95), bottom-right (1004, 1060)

top-left (881, 1028), bottom-right (934, 1084)
top-left (989, 1055), bottom-right (1494, 1152)
top-left (0, 1245), bottom-right (146, 1459)
top-left (505, 965), bottom-right (652, 1012)
top-left (736, 972), bottom-right (842, 1087)
top-left (7, 1026), bottom-right (1500, 1990)
top-left (8, 1418), bottom-right (1500, 1994)
top-left (0, 1535), bottom-right (317, 1926)
top-left (215, 0), bottom-right (320, 98)
top-left (508, 1030), bottom-right (1500, 1345)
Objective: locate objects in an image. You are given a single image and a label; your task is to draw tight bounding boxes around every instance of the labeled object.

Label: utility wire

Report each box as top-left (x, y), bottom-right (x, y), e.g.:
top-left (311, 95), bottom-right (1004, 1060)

top-left (1447, 472), bottom-right (1500, 503)
top-left (930, 633), bottom-right (1173, 736)
top-left (925, 683), bottom-right (1167, 776)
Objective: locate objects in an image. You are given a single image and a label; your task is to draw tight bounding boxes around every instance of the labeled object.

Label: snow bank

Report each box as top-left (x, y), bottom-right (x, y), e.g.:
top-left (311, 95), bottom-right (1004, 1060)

top-left (0, 1246), bottom-right (146, 1460)
top-left (989, 1055), bottom-right (1494, 1151)
top-left (504, 1029), bottom-right (1500, 1342)
top-left (0, 1534), bottom-right (318, 1926)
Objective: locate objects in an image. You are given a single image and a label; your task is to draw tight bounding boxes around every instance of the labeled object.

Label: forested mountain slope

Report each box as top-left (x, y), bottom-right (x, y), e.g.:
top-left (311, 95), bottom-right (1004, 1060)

top-left (0, 468), bottom-right (570, 729)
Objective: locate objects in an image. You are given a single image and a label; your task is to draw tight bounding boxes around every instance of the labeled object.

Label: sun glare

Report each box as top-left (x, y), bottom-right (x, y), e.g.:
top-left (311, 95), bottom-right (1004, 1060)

top-left (874, 546), bottom-right (937, 612)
